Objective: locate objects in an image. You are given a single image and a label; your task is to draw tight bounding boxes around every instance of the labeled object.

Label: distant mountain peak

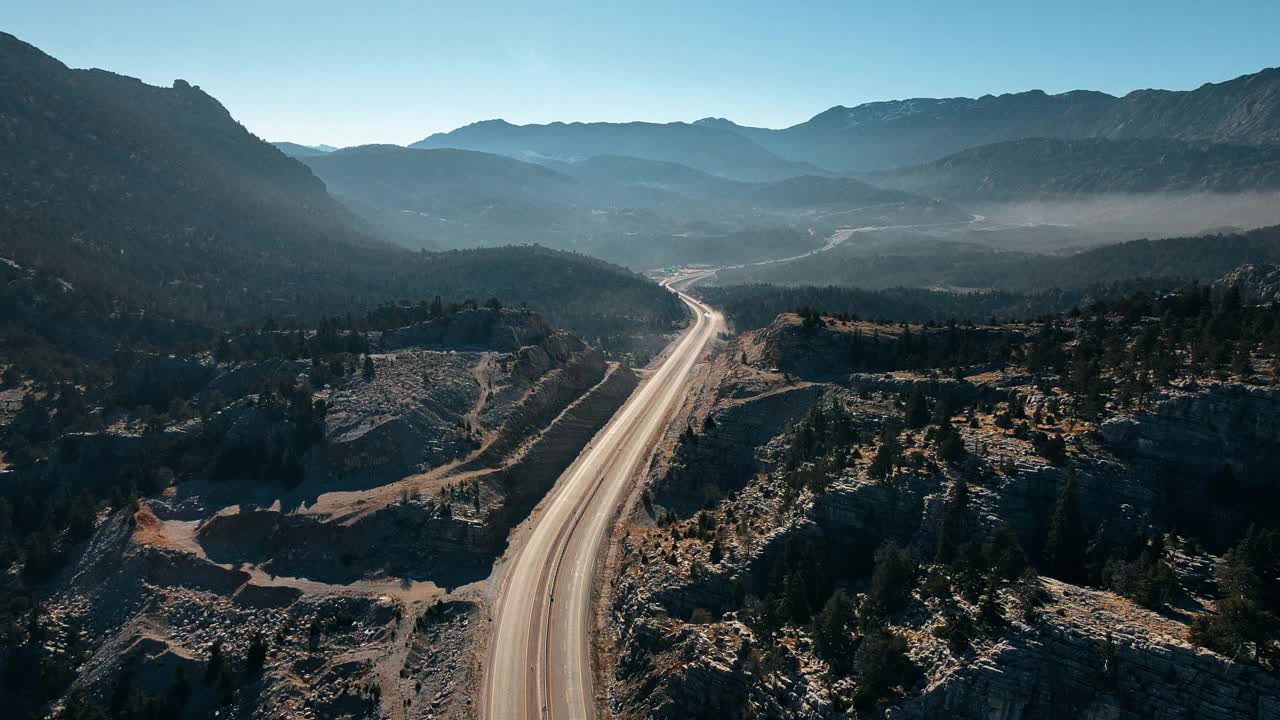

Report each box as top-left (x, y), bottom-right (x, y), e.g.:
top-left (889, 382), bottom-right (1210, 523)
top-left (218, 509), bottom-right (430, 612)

top-left (692, 117), bottom-right (740, 129)
top-left (272, 141), bottom-right (338, 158)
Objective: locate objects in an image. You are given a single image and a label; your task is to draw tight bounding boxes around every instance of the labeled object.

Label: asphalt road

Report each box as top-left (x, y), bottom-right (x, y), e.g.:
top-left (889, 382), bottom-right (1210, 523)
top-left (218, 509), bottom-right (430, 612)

top-left (483, 272), bottom-right (723, 720)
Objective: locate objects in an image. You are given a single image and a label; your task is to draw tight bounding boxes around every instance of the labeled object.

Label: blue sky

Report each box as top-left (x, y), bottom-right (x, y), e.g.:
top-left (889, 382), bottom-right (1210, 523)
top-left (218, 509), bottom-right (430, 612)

top-left (8, 1), bottom-right (1279, 146)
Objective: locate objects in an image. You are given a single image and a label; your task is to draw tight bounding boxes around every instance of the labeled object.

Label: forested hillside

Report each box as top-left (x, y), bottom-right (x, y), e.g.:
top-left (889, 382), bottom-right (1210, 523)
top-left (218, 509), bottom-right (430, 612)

top-left (696, 282), bottom-right (1174, 331)
top-left (952, 225), bottom-right (1280, 291)
top-left (0, 32), bottom-right (681, 350)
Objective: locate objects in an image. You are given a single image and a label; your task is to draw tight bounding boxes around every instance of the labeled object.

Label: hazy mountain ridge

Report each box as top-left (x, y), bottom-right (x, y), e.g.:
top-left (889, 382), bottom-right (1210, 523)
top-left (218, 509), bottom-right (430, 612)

top-left (952, 224), bottom-right (1280, 291)
top-left (272, 141), bottom-right (336, 157)
top-left (547, 154), bottom-right (746, 199)
top-left (299, 143), bottom-right (965, 267)
top-left (703, 67), bottom-right (1280, 171)
top-left (711, 223), bottom-right (1280, 292)
top-left (304, 144), bottom-right (579, 222)
top-left (869, 137), bottom-right (1280, 199)
top-left (411, 118), bottom-right (828, 180)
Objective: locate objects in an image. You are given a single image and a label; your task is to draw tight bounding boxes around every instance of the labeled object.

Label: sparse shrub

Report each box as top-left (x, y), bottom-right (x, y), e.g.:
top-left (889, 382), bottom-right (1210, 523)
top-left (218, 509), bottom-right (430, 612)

top-left (934, 607), bottom-right (976, 653)
top-left (1015, 568), bottom-right (1047, 623)
top-left (1032, 431), bottom-right (1067, 464)
top-left (978, 590), bottom-right (1007, 629)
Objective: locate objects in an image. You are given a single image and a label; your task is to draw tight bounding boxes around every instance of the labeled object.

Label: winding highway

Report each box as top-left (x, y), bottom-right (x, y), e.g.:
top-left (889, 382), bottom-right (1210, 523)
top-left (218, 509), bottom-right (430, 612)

top-left (483, 273), bottom-right (723, 720)
top-left (481, 215), bottom-right (988, 719)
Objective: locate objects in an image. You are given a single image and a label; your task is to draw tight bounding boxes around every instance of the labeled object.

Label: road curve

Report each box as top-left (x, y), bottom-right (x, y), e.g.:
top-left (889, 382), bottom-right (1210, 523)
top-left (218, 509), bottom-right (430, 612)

top-left (483, 273), bottom-right (724, 720)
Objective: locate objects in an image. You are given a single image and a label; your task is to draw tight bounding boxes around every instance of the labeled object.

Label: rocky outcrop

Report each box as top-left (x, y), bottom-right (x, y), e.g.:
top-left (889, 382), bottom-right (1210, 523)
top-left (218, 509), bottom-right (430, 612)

top-left (811, 472), bottom-right (935, 551)
top-left (380, 308), bottom-right (555, 352)
top-left (655, 383), bottom-right (825, 517)
top-left (64, 585), bottom-right (395, 720)
top-left (1213, 263), bottom-right (1280, 304)
top-left (987, 452), bottom-right (1149, 556)
top-left (197, 501), bottom-right (492, 587)
top-left (468, 346), bottom-right (606, 467)
top-left (196, 362), bottom-right (638, 587)
top-left (318, 350), bottom-right (491, 488)
top-left (483, 362), bottom-right (638, 546)
top-left (1100, 383), bottom-right (1280, 548)
top-left (893, 582), bottom-right (1280, 720)
top-left (206, 357), bottom-right (308, 399)
top-left (848, 373), bottom-right (1020, 407)
top-left (111, 352), bottom-right (217, 408)
top-left (47, 428), bottom-right (190, 495)
top-left (318, 326), bottom-right (598, 489)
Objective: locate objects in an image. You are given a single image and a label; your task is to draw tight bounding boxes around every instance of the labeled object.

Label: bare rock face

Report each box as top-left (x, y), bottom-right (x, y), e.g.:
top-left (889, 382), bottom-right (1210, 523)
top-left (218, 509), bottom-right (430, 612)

top-left (655, 383), bottom-right (825, 517)
top-left (1100, 383), bottom-right (1280, 485)
top-left (194, 361), bottom-right (637, 588)
top-left (319, 349), bottom-right (491, 486)
top-left (482, 362), bottom-right (638, 546)
top-left (1100, 383), bottom-right (1280, 548)
top-left (1213, 263), bottom-right (1280, 304)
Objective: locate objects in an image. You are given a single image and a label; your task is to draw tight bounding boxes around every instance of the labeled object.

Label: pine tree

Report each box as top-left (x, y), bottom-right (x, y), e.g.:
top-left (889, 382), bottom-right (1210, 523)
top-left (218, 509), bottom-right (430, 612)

top-left (935, 477), bottom-right (970, 563)
top-left (852, 629), bottom-right (915, 711)
top-left (782, 567), bottom-right (813, 624)
top-left (814, 589), bottom-right (856, 674)
top-left (1191, 526), bottom-right (1278, 665)
top-left (985, 525), bottom-right (1027, 581)
top-left (167, 666), bottom-right (192, 709)
top-left (1044, 476), bottom-right (1087, 583)
top-left (708, 537), bottom-right (723, 565)
top-left (868, 543), bottom-right (916, 615)
top-left (205, 640), bottom-right (226, 684)
top-left (936, 423), bottom-right (965, 463)
top-left (245, 631), bottom-right (268, 675)
top-left (905, 387), bottom-right (930, 429)
top-left (868, 427), bottom-right (900, 480)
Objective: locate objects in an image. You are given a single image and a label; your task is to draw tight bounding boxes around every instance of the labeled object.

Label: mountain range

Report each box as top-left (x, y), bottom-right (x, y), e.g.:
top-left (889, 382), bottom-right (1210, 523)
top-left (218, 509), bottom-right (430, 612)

top-left (410, 119), bottom-right (825, 181)
top-left (391, 67), bottom-right (1280, 187)
top-left (701, 67), bottom-right (1280, 171)
top-left (298, 144), bottom-right (964, 267)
